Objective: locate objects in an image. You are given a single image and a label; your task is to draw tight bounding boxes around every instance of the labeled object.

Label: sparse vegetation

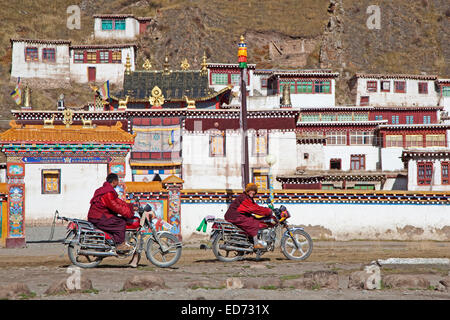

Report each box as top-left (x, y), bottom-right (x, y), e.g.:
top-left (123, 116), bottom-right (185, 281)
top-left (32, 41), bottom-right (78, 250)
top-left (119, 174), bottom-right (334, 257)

top-left (19, 292), bottom-right (37, 299)
top-left (280, 274), bottom-right (302, 281)
top-left (0, 0), bottom-right (448, 124)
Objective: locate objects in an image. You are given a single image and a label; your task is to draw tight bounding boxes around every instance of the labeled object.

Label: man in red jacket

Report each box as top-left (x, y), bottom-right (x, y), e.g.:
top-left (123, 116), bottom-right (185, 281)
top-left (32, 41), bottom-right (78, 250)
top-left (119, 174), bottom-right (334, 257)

top-left (88, 173), bottom-right (134, 252)
top-left (224, 183), bottom-right (273, 249)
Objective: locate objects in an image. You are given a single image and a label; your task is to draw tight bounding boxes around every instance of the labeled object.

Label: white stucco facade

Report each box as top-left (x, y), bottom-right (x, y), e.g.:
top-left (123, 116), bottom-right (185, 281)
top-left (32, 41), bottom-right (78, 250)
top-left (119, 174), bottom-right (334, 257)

top-left (404, 150), bottom-right (450, 191)
top-left (10, 40), bottom-right (71, 86)
top-left (69, 45), bottom-right (135, 85)
top-left (24, 163), bottom-right (107, 222)
top-left (10, 40), bottom-right (135, 86)
top-left (355, 76), bottom-right (439, 107)
top-left (381, 148), bottom-right (405, 171)
top-left (94, 17), bottom-right (141, 40)
top-left (323, 145), bottom-right (379, 171)
top-left (180, 201), bottom-right (450, 241)
top-left (182, 130), bottom-right (297, 190)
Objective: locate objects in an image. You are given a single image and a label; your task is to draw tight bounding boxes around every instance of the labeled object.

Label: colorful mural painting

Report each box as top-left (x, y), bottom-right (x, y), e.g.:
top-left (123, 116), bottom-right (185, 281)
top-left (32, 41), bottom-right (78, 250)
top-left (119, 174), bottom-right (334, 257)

top-left (109, 163), bottom-right (125, 175)
top-left (8, 185), bottom-right (24, 238)
top-left (7, 163), bottom-right (24, 176)
top-left (167, 188), bottom-right (181, 238)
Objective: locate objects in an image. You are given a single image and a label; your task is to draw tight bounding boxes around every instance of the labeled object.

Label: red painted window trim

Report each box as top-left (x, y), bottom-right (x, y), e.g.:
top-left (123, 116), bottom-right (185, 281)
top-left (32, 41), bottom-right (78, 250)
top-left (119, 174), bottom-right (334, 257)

top-left (25, 47), bottom-right (39, 62)
top-left (360, 96), bottom-right (369, 106)
top-left (394, 81), bottom-right (406, 93)
top-left (42, 48), bottom-right (56, 62)
top-left (380, 80), bottom-right (390, 92)
top-left (367, 81), bottom-right (377, 92)
top-left (350, 154), bottom-right (365, 170)
top-left (418, 82), bottom-right (428, 94)
top-left (83, 50), bottom-right (87, 63)
top-left (99, 50), bottom-right (109, 63)
top-left (442, 161), bottom-right (450, 185)
top-left (417, 161), bottom-right (433, 185)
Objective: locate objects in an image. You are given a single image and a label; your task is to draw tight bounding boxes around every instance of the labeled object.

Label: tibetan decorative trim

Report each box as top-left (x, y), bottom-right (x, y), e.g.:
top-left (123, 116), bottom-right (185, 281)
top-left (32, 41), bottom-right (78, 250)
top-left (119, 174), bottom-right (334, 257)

top-left (10, 38), bottom-right (71, 45)
top-left (180, 189), bottom-right (450, 205)
top-left (70, 44), bottom-right (137, 50)
top-left (401, 149), bottom-right (450, 162)
top-left (355, 73), bottom-right (437, 80)
top-left (378, 124), bottom-right (450, 130)
top-left (297, 120), bottom-right (387, 126)
top-left (207, 63), bottom-right (256, 69)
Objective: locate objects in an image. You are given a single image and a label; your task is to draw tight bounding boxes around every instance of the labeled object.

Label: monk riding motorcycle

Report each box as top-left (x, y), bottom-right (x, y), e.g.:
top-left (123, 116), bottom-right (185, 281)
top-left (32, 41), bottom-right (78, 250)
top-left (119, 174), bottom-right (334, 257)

top-left (56, 197), bottom-right (182, 268)
top-left (205, 199), bottom-right (313, 261)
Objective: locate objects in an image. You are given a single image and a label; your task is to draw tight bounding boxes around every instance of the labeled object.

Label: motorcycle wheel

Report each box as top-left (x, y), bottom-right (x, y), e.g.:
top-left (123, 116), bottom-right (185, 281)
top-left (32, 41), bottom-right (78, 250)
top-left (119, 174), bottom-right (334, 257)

top-left (280, 229), bottom-right (313, 261)
top-left (67, 231), bottom-right (103, 268)
top-left (145, 233), bottom-right (182, 268)
top-left (212, 234), bottom-right (245, 262)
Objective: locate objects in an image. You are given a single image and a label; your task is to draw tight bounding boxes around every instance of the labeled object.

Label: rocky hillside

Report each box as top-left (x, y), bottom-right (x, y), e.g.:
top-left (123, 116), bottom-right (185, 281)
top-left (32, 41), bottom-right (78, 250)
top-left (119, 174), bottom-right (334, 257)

top-left (0, 0), bottom-right (448, 124)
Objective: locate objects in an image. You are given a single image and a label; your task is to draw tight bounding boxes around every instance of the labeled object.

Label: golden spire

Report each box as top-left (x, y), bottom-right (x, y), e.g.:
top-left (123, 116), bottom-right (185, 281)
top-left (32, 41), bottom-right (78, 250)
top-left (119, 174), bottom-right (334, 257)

top-left (163, 54), bottom-right (170, 75)
top-left (180, 58), bottom-right (190, 70)
top-left (125, 53), bottom-right (132, 75)
top-left (200, 50), bottom-right (208, 76)
top-left (23, 85), bottom-right (31, 109)
top-left (240, 35), bottom-right (245, 43)
top-left (142, 58), bottom-right (152, 70)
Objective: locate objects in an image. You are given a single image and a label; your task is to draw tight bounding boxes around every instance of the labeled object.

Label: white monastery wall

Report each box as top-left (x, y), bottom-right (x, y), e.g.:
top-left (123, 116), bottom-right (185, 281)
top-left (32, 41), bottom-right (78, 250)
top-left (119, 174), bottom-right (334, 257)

top-left (181, 201), bottom-right (450, 241)
top-left (24, 163), bottom-right (107, 222)
top-left (356, 78), bottom-right (439, 107)
top-left (94, 17), bottom-right (139, 40)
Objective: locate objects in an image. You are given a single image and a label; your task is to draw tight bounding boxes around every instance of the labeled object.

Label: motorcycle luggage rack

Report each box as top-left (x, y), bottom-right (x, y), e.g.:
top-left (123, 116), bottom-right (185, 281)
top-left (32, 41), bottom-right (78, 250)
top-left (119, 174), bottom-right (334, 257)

top-left (80, 229), bottom-right (106, 246)
top-left (212, 219), bottom-right (247, 235)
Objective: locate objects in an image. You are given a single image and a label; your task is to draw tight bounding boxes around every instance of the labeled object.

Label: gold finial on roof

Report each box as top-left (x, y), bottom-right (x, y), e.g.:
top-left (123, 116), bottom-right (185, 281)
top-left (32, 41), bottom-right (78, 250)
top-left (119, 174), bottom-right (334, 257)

top-left (23, 86), bottom-right (31, 108)
top-left (81, 116), bottom-right (93, 128)
top-left (118, 95), bottom-right (129, 110)
top-left (62, 109), bottom-right (74, 128)
top-left (125, 53), bottom-right (132, 75)
top-left (281, 84), bottom-right (292, 106)
top-left (149, 86), bottom-right (165, 108)
top-left (163, 54), bottom-right (171, 75)
top-left (200, 50), bottom-right (208, 76)
top-left (180, 58), bottom-right (190, 70)
top-left (43, 115), bottom-right (55, 128)
top-left (240, 35), bottom-right (245, 43)
top-left (142, 58), bottom-right (152, 70)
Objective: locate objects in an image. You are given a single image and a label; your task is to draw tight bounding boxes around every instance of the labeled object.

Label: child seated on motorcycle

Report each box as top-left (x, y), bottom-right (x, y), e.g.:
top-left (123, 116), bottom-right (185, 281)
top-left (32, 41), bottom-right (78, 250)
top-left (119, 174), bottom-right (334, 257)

top-left (224, 183), bottom-right (273, 249)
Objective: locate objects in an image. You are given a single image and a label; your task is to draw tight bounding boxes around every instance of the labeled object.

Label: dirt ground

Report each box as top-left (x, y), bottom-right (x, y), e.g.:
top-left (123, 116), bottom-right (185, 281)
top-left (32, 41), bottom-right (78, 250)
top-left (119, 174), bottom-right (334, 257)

top-left (1, 239), bottom-right (450, 300)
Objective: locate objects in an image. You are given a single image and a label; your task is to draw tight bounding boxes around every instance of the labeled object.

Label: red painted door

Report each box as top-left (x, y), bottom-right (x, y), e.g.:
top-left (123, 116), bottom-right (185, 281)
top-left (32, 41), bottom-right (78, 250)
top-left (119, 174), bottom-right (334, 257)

top-left (88, 67), bottom-right (96, 82)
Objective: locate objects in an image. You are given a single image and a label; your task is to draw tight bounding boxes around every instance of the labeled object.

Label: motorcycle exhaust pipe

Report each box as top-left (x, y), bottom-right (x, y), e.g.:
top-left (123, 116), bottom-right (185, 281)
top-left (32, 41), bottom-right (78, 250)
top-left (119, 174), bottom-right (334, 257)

top-left (219, 244), bottom-right (253, 253)
top-left (78, 250), bottom-right (118, 257)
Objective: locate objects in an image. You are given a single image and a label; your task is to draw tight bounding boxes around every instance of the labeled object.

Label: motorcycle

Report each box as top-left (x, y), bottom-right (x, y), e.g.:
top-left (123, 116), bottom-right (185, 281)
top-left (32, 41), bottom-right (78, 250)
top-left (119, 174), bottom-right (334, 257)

top-left (207, 200), bottom-right (313, 262)
top-left (56, 197), bottom-right (182, 268)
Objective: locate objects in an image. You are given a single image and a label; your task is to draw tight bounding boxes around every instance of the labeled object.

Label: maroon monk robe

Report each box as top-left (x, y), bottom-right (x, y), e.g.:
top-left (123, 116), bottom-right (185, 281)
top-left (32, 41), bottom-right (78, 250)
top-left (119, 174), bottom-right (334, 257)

top-left (88, 181), bottom-right (134, 244)
top-left (224, 193), bottom-right (272, 237)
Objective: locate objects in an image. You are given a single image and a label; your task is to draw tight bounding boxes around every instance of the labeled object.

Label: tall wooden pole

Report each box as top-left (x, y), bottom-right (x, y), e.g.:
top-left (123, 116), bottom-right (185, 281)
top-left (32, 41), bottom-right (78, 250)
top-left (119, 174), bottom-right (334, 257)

top-left (238, 35), bottom-right (249, 188)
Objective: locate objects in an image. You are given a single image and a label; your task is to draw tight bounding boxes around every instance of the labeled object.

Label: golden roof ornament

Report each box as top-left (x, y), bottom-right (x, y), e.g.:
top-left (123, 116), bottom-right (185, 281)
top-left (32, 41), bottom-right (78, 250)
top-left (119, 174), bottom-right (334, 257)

top-left (142, 58), bottom-right (152, 70)
top-left (62, 108), bottom-right (74, 128)
top-left (125, 53), bottom-right (132, 75)
top-left (118, 95), bottom-right (129, 110)
top-left (149, 86), bottom-right (165, 108)
top-left (281, 84), bottom-right (292, 107)
top-left (23, 85), bottom-right (32, 109)
top-left (163, 55), bottom-right (171, 75)
top-left (43, 115), bottom-right (55, 128)
top-left (180, 58), bottom-right (190, 70)
top-left (200, 50), bottom-right (208, 76)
